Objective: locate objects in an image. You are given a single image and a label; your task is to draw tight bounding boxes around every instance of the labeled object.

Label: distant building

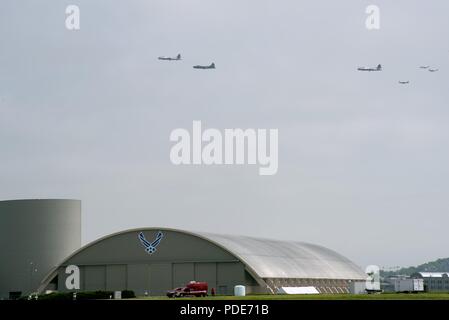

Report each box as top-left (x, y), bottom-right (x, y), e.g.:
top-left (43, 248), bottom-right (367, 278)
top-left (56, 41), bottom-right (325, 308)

top-left (411, 272), bottom-right (449, 292)
top-left (393, 278), bottom-right (424, 292)
top-left (382, 275), bottom-right (413, 292)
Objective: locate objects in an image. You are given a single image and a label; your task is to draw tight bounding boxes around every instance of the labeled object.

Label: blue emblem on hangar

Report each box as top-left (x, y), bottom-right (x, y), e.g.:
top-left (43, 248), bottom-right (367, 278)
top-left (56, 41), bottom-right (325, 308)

top-left (138, 231), bottom-right (164, 254)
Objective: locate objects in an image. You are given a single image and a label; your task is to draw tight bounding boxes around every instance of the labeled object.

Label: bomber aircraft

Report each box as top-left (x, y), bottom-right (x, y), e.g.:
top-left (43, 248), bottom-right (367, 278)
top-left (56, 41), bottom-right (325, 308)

top-left (193, 62), bottom-right (215, 69)
top-left (357, 64), bottom-right (382, 72)
top-left (158, 54), bottom-right (181, 61)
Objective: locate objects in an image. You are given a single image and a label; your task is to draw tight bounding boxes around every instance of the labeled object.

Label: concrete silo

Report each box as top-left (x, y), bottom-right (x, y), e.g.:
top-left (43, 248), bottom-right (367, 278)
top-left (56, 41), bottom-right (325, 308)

top-left (0, 199), bottom-right (81, 299)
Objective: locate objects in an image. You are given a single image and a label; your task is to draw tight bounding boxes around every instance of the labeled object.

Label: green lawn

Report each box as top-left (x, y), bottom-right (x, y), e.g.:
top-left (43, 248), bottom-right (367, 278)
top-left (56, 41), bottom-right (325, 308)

top-left (134, 293), bottom-right (449, 300)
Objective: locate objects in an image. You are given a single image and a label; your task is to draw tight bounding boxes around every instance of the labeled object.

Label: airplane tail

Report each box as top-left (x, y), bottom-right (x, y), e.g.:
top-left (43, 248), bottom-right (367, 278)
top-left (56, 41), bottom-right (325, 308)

top-left (210, 63), bottom-right (215, 68)
top-left (177, 54), bottom-right (181, 60)
top-left (377, 64), bottom-right (382, 71)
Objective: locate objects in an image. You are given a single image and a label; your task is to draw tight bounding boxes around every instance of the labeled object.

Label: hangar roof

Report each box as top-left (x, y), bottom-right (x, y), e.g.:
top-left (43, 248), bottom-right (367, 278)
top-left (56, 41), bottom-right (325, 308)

top-left (196, 232), bottom-right (366, 280)
top-left (414, 272), bottom-right (449, 278)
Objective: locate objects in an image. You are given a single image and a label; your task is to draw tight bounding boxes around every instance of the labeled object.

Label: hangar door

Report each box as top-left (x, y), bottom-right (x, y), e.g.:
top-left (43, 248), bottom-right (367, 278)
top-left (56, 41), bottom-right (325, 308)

top-left (127, 264), bottom-right (150, 296)
top-left (84, 266), bottom-right (106, 291)
top-left (173, 263), bottom-right (194, 288)
top-left (106, 265), bottom-right (127, 291)
top-left (149, 263), bottom-right (172, 296)
top-left (217, 262), bottom-right (245, 295)
top-left (195, 263), bottom-right (217, 292)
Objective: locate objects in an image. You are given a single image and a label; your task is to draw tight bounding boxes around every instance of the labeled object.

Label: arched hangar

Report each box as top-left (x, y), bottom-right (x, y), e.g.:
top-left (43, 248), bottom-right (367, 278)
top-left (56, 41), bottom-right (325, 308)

top-left (40, 228), bottom-right (366, 296)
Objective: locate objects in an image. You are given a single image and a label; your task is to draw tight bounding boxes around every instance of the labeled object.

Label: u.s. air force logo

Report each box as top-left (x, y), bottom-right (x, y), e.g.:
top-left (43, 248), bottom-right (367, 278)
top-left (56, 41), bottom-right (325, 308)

top-left (138, 231), bottom-right (164, 254)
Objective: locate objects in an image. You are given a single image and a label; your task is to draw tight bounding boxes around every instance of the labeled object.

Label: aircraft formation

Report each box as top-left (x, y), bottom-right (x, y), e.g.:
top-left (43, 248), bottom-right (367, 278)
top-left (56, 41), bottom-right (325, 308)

top-left (157, 52), bottom-right (442, 80)
top-left (157, 53), bottom-right (215, 70)
top-left (357, 62), bottom-right (441, 85)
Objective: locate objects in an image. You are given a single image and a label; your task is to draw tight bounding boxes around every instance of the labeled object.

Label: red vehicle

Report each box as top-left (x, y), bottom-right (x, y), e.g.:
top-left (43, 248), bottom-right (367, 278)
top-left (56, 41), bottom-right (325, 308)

top-left (166, 281), bottom-right (208, 298)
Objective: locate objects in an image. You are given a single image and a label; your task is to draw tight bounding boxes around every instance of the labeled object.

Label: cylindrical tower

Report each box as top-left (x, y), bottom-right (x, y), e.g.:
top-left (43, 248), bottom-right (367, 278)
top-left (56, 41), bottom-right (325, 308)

top-left (0, 199), bottom-right (81, 299)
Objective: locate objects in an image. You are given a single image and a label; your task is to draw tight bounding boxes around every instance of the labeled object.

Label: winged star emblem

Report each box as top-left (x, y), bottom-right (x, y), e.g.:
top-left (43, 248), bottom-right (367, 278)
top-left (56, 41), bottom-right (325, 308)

top-left (138, 231), bottom-right (164, 254)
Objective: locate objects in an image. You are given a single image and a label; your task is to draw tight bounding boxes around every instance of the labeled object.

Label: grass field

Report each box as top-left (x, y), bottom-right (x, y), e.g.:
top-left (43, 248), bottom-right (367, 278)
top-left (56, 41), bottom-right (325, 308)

top-left (135, 293), bottom-right (449, 300)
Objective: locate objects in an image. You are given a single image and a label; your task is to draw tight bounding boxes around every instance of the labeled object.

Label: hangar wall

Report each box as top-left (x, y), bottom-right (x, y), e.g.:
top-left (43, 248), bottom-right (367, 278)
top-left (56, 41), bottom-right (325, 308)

top-left (52, 229), bottom-right (251, 296)
top-left (57, 261), bottom-right (245, 295)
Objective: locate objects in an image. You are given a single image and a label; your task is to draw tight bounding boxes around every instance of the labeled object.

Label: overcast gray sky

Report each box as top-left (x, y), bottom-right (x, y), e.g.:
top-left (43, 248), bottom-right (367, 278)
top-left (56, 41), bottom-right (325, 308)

top-left (1, 0), bottom-right (448, 269)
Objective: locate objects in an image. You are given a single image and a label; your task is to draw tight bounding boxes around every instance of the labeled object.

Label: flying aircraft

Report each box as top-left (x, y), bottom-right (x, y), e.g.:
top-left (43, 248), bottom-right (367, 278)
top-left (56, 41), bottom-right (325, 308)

top-left (193, 62), bottom-right (215, 69)
top-left (357, 64), bottom-right (382, 72)
top-left (419, 66), bottom-right (430, 69)
top-left (428, 68), bottom-right (439, 72)
top-left (398, 81), bottom-right (410, 84)
top-left (158, 54), bottom-right (181, 61)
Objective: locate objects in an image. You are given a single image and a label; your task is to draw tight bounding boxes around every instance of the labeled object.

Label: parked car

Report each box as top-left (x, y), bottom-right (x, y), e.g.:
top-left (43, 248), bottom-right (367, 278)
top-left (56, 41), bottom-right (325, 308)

top-left (167, 281), bottom-right (208, 298)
